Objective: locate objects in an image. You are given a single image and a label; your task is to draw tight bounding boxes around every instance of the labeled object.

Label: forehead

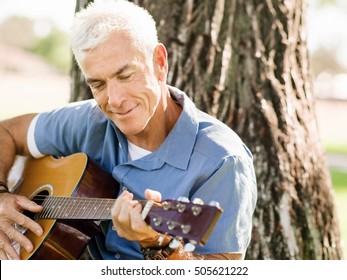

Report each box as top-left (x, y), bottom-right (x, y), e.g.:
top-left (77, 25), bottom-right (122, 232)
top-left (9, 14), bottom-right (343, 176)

top-left (80, 31), bottom-right (146, 77)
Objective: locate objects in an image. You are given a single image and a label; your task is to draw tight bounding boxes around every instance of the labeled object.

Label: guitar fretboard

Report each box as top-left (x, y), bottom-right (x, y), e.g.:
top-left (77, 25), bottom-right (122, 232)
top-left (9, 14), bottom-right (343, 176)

top-left (34, 196), bottom-right (116, 220)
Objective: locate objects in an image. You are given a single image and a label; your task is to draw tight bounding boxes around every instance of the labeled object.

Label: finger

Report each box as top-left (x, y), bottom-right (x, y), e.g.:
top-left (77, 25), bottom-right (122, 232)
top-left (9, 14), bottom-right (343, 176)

top-left (144, 189), bottom-right (162, 202)
top-left (129, 203), bottom-right (147, 231)
top-left (117, 199), bottom-right (138, 225)
top-left (0, 250), bottom-right (9, 260)
top-left (15, 196), bottom-right (43, 213)
top-left (5, 210), bottom-right (43, 237)
top-left (112, 191), bottom-right (135, 218)
top-left (4, 225), bottom-right (35, 253)
top-left (111, 191), bottom-right (137, 236)
top-left (129, 204), bottom-right (159, 240)
top-left (0, 231), bottom-right (20, 260)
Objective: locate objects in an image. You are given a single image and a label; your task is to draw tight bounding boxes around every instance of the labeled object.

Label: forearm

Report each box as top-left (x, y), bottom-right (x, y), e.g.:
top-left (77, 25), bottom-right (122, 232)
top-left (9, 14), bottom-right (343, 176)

top-left (167, 247), bottom-right (242, 260)
top-left (0, 114), bottom-right (36, 183)
top-left (139, 235), bottom-right (242, 260)
top-left (0, 122), bottom-right (17, 183)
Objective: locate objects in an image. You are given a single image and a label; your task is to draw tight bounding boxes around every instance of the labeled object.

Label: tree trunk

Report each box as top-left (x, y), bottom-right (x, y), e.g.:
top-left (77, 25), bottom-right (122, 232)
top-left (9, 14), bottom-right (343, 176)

top-left (72, 0), bottom-right (343, 259)
top-left (70, 0), bottom-right (93, 102)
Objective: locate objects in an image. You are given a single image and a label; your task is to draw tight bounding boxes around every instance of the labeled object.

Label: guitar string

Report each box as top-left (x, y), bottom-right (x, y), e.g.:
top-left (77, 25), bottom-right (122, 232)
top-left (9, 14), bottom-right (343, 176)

top-left (32, 196), bottom-right (111, 219)
top-left (29, 196), bottom-right (198, 229)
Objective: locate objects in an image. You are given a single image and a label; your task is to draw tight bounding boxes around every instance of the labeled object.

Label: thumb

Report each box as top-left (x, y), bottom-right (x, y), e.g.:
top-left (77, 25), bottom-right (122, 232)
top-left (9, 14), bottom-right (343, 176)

top-left (144, 189), bottom-right (162, 202)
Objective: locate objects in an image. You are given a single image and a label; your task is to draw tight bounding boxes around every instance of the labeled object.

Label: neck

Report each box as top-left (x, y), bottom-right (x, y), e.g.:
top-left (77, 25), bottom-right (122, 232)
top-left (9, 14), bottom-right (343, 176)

top-left (127, 87), bottom-right (182, 151)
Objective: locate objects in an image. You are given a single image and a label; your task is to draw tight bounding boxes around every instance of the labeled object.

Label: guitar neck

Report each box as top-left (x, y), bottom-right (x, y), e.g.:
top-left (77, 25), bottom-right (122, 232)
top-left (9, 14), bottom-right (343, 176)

top-left (34, 196), bottom-right (117, 220)
top-left (30, 195), bottom-right (222, 245)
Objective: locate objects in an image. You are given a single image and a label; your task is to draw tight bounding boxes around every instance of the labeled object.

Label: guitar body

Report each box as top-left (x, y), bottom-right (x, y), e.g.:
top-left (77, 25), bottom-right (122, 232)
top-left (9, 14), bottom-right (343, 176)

top-left (13, 153), bottom-right (119, 260)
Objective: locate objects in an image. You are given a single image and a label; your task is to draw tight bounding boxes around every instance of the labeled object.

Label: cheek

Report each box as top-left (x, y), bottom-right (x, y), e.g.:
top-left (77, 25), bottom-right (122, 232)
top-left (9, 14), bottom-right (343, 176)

top-left (146, 89), bottom-right (161, 113)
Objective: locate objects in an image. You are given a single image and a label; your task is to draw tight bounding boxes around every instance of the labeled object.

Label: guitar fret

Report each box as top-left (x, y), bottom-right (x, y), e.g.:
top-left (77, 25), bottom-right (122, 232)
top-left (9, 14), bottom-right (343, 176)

top-left (98, 200), bottom-right (113, 220)
top-left (69, 198), bottom-right (77, 219)
top-left (74, 197), bottom-right (84, 219)
top-left (35, 197), bottom-right (114, 220)
top-left (92, 199), bottom-right (103, 220)
top-left (65, 198), bottom-right (76, 219)
top-left (56, 196), bottom-right (68, 219)
top-left (47, 196), bottom-right (57, 218)
top-left (49, 196), bottom-right (59, 219)
top-left (38, 196), bottom-right (55, 219)
top-left (85, 198), bottom-right (96, 219)
top-left (34, 197), bottom-right (46, 219)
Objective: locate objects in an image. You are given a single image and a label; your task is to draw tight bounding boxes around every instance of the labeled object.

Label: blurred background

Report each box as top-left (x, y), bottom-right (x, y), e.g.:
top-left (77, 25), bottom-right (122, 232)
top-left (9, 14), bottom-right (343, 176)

top-left (0, 0), bottom-right (346, 256)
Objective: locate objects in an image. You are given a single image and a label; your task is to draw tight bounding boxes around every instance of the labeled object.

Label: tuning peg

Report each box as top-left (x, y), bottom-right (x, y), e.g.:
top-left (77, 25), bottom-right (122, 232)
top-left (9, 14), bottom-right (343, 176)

top-left (169, 237), bottom-right (182, 249)
top-left (176, 202), bottom-right (187, 213)
top-left (153, 217), bottom-right (162, 226)
top-left (162, 201), bottom-right (171, 210)
top-left (191, 205), bottom-right (202, 216)
top-left (208, 200), bottom-right (220, 207)
top-left (192, 198), bottom-right (204, 205)
top-left (166, 220), bottom-right (177, 230)
top-left (177, 196), bottom-right (190, 203)
top-left (181, 224), bottom-right (191, 234)
top-left (183, 240), bottom-right (197, 252)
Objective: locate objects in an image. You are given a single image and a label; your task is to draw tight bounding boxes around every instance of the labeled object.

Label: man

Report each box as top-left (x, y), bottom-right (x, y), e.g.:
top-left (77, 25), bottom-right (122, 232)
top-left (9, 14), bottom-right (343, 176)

top-left (0, 0), bottom-right (257, 260)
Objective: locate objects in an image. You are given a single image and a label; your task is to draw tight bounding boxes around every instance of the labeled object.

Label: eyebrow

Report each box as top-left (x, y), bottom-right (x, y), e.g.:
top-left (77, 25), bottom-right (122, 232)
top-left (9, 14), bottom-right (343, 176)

top-left (86, 64), bottom-right (134, 85)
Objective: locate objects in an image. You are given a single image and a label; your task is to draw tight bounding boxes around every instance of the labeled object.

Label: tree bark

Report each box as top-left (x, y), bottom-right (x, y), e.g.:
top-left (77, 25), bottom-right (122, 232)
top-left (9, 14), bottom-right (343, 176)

top-left (70, 0), bottom-right (93, 102)
top-left (72, 0), bottom-right (343, 259)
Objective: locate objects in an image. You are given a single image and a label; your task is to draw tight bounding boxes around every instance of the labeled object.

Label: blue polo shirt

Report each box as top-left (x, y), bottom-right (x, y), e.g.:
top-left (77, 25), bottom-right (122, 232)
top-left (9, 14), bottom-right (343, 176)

top-left (28, 86), bottom-right (257, 259)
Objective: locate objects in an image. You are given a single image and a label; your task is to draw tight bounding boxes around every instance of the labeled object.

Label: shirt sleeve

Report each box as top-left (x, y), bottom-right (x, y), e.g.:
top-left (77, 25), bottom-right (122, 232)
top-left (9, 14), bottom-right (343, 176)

top-left (28, 100), bottom-right (114, 163)
top-left (191, 155), bottom-right (257, 255)
top-left (27, 114), bottom-right (45, 158)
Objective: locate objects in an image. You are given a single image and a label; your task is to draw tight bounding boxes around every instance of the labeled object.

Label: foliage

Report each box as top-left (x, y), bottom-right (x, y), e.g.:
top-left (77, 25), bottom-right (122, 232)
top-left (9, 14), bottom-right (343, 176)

top-left (28, 27), bottom-right (71, 74)
top-left (0, 15), bottom-right (71, 74)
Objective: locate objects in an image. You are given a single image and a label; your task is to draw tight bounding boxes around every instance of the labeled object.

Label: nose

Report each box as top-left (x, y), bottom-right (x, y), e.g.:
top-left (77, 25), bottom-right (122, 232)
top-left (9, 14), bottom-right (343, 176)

top-left (107, 81), bottom-right (127, 108)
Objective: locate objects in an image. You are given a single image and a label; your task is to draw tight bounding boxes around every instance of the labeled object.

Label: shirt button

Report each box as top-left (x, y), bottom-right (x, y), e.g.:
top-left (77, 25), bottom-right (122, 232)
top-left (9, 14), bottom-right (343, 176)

top-left (115, 254), bottom-right (121, 259)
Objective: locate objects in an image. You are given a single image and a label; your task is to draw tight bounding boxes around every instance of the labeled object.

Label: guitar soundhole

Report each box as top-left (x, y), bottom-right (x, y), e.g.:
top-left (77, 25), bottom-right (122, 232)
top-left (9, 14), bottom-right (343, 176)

top-left (23, 190), bottom-right (49, 220)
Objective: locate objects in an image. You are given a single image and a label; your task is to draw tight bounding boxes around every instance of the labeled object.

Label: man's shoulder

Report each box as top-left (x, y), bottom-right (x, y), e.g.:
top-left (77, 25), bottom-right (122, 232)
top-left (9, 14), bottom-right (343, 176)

top-left (195, 111), bottom-right (251, 161)
top-left (39, 99), bottom-right (105, 121)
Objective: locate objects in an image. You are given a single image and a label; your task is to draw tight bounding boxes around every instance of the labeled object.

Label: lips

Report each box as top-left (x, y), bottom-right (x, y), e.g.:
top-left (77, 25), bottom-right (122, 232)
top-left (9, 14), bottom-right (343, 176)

top-left (113, 104), bottom-right (138, 118)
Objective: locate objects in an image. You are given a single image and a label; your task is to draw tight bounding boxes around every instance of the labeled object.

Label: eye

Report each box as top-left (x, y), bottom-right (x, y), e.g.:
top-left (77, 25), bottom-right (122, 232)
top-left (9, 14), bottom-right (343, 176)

top-left (118, 73), bottom-right (134, 81)
top-left (88, 83), bottom-right (105, 100)
top-left (90, 82), bottom-right (105, 93)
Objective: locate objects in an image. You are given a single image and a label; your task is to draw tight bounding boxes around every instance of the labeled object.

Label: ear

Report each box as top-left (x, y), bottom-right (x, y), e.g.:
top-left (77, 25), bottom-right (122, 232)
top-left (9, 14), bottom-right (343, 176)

top-left (154, 43), bottom-right (168, 82)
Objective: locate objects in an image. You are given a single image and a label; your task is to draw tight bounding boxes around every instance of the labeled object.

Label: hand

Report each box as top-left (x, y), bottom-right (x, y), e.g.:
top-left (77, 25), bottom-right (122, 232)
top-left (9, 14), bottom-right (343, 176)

top-left (0, 192), bottom-right (43, 260)
top-left (111, 189), bottom-right (162, 243)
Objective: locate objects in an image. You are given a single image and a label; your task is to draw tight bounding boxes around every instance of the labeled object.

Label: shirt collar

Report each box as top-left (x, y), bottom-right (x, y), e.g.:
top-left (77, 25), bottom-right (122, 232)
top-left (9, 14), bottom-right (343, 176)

top-left (160, 86), bottom-right (199, 170)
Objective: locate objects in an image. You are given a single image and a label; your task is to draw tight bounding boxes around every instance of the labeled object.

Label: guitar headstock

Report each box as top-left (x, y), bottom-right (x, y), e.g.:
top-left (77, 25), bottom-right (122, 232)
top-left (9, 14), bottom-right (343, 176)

top-left (142, 197), bottom-right (223, 250)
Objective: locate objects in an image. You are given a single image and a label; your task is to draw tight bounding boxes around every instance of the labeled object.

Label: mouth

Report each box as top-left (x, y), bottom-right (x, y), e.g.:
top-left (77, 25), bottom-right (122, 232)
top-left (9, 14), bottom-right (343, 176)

top-left (114, 105), bottom-right (138, 118)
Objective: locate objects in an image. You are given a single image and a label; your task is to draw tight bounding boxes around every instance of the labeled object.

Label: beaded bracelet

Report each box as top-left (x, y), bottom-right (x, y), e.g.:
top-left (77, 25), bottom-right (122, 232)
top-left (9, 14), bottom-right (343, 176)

top-left (0, 181), bottom-right (9, 193)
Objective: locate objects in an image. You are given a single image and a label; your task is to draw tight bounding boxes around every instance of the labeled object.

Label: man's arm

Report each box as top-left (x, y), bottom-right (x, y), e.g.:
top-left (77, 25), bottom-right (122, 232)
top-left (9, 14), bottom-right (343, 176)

top-left (112, 189), bottom-right (245, 260)
top-left (0, 113), bottom-right (36, 183)
top-left (0, 113), bottom-right (43, 260)
top-left (139, 234), bottom-right (243, 260)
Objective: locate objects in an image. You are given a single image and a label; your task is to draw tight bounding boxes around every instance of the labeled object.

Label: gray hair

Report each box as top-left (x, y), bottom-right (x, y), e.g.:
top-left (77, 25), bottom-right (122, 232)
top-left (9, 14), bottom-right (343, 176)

top-left (71, 0), bottom-right (158, 65)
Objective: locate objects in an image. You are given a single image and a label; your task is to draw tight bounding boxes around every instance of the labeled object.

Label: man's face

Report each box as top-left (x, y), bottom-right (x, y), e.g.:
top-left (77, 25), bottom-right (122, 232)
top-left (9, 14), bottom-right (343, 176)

top-left (80, 32), bottom-right (164, 138)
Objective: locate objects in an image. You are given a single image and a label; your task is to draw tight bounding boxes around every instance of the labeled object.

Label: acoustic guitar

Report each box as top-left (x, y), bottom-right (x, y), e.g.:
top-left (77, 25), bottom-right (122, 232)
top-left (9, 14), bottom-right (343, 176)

top-left (11, 153), bottom-right (223, 260)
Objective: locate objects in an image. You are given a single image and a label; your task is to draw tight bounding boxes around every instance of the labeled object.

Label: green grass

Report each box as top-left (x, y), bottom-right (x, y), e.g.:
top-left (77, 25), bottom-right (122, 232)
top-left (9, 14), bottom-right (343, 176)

top-left (331, 169), bottom-right (347, 191)
top-left (330, 168), bottom-right (347, 258)
top-left (325, 144), bottom-right (347, 156)
top-left (334, 189), bottom-right (347, 255)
